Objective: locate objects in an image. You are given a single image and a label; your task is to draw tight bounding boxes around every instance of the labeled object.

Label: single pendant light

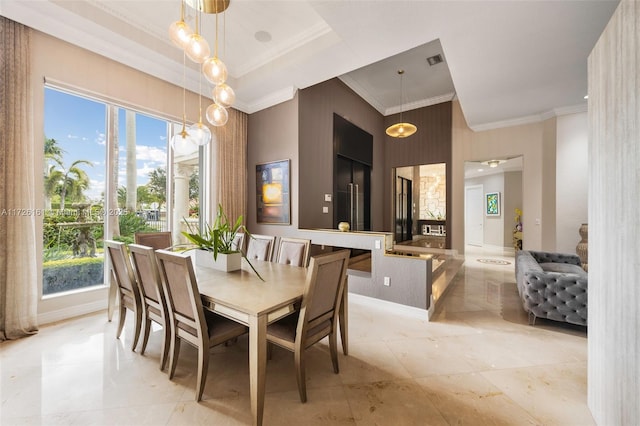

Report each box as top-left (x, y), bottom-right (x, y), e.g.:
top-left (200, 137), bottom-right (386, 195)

top-left (386, 70), bottom-right (417, 138)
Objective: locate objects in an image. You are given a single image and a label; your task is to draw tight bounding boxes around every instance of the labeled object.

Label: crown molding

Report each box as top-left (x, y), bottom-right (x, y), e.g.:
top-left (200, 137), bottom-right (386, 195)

top-left (470, 102), bottom-right (588, 132)
top-left (243, 86), bottom-right (297, 114)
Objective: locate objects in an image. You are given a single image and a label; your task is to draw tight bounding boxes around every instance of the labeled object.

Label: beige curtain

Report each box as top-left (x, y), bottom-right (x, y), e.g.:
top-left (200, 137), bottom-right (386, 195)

top-left (216, 107), bottom-right (248, 224)
top-left (0, 17), bottom-right (39, 340)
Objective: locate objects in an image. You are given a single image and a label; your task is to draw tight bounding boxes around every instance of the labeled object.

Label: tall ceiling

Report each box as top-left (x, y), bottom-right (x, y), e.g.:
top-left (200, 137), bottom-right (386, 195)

top-left (1, 0), bottom-right (619, 130)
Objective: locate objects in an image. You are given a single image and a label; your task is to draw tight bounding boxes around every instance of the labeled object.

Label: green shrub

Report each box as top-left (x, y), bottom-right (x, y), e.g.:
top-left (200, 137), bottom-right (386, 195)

top-left (43, 256), bottom-right (104, 295)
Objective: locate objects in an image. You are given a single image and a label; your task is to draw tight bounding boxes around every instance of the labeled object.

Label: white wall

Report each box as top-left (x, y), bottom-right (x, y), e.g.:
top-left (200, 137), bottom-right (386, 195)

top-left (588, 1), bottom-right (640, 423)
top-left (465, 173), bottom-right (504, 247)
top-left (556, 112), bottom-right (588, 253)
top-left (503, 171), bottom-right (523, 247)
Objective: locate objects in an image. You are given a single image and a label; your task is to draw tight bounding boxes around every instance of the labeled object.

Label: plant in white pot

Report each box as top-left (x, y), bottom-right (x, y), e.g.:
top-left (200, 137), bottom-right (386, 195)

top-left (182, 204), bottom-right (263, 280)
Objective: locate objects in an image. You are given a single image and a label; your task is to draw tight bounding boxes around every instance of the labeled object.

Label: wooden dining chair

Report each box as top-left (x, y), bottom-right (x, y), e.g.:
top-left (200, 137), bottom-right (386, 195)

top-left (154, 249), bottom-right (248, 402)
top-left (104, 240), bottom-right (143, 351)
top-left (275, 237), bottom-right (311, 267)
top-left (128, 243), bottom-right (170, 371)
top-left (231, 232), bottom-right (245, 252)
top-left (134, 231), bottom-right (172, 250)
top-left (246, 234), bottom-right (276, 262)
top-left (266, 249), bottom-right (351, 403)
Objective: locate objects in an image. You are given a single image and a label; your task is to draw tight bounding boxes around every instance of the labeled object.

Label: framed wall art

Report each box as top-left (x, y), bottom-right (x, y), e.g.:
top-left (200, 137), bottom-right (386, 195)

top-left (256, 159), bottom-right (290, 224)
top-left (485, 192), bottom-right (501, 216)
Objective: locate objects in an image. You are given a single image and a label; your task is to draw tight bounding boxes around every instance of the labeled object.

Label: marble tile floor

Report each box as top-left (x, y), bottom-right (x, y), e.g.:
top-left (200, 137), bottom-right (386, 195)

top-left (1, 246), bottom-right (591, 425)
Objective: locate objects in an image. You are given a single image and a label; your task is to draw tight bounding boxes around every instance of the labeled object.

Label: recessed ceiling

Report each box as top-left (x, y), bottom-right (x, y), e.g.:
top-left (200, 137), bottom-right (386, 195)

top-left (0, 0), bottom-right (619, 130)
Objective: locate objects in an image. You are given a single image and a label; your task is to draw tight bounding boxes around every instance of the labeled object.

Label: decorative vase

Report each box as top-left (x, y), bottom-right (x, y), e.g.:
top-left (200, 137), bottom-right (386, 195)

top-left (576, 223), bottom-right (588, 271)
top-left (338, 221), bottom-right (350, 232)
top-left (194, 249), bottom-right (242, 272)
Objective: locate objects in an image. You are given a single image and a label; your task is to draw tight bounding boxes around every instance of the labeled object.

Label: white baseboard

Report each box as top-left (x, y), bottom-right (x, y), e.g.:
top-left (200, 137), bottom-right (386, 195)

top-left (348, 293), bottom-right (430, 321)
top-left (38, 300), bottom-right (107, 325)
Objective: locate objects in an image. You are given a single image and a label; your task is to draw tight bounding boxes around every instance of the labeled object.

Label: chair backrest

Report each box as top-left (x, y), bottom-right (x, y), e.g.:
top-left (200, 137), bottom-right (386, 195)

top-left (231, 232), bottom-right (245, 253)
top-left (276, 237), bottom-right (311, 267)
top-left (155, 250), bottom-right (206, 345)
top-left (298, 249), bottom-right (350, 342)
top-left (134, 232), bottom-right (172, 251)
top-left (104, 240), bottom-right (139, 303)
top-left (128, 243), bottom-right (165, 309)
top-left (246, 234), bottom-right (276, 261)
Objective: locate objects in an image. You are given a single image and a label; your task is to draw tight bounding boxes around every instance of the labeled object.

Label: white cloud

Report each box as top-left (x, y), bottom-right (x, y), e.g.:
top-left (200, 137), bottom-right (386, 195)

top-left (136, 145), bottom-right (167, 163)
top-left (86, 179), bottom-right (105, 202)
top-left (137, 162), bottom-right (158, 178)
top-left (67, 134), bottom-right (79, 139)
top-left (96, 131), bottom-right (106, 146)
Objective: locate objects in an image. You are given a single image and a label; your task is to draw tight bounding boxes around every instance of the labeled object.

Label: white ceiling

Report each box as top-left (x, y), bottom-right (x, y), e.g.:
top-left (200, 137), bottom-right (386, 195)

top-left (0, 0), bottom-right (619, 130)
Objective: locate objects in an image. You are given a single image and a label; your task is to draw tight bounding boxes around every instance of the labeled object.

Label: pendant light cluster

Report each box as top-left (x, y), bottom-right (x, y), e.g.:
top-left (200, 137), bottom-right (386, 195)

top-left (386, 70), bottom-right (417, 139)
top-left (168, 0), bottom-right (234, 151)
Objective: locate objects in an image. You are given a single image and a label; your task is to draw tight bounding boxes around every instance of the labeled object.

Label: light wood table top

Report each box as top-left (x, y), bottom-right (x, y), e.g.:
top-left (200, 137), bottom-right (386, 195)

top-left (195, 259), bottom-right (306, 426)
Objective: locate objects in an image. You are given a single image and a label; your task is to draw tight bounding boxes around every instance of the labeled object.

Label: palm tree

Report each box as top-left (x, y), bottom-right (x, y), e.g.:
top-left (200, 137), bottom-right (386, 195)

top-left (58, 160), bottom-right (93, 210)
top-left (44, 137), bottom-right (64, 209)
top-left (44, 137), bottom-right (63, 161)
top-left (44, 165), bottom-right (64, 209)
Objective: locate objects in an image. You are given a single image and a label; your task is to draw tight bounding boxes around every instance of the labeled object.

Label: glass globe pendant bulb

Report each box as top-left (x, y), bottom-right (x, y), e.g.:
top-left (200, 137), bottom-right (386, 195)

top-left (168, 20), bottom-right (193, 49)
top-left (206, 103), bottom-right (228, 127)
top-left (202, 57), bottom-right (228, 85)
top-left (212, 83), bottom-right (235, 108)
top-left (185, 34), bottom-right (210, 64)
top-left (171, 128), bottom-right (197, 156)
top-left (188, 121), bottom-right (212, 146)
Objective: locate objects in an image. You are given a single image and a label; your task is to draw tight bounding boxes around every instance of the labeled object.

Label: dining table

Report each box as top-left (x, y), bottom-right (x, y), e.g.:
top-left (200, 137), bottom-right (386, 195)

top-left (194, 258), bottom-right (348, 426)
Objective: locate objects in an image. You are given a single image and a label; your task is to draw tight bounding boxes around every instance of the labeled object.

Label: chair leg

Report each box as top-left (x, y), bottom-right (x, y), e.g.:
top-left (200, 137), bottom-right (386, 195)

top-left (168, 337), bottom-right (181, 380)
top-left (195, 345), bottom-right (209, 402)
top-left (159, 323), bottom-right (170, 371)
top-left (294, 349), bottom-right (307, 403)
top-left (116, 304), bottom-right (127, 340)
top-left (329, 331), bottom-right (339, 374)
top-left (131, 308), bottom-right (143, 351)
top-left (140, 318), bottom-right (152, 355)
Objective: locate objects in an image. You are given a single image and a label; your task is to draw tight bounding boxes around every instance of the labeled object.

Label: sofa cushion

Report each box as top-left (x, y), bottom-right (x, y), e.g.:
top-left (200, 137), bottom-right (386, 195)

top-left (539, 262), bottom-right (586, 277)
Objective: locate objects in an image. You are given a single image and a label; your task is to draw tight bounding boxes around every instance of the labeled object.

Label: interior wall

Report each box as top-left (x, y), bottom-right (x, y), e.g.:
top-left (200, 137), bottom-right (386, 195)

top-left (465, 173), bottom-right (505, 247)
top-left (247, 96), bottom-right (299, 235)
top-left (541, 117), bottom-right (558, 249)
top-left (298, 78), bottom-right (385, 231)
top-left (556, 112), bottom-right (588, 253)
top-left (503, 171), bottom-right (523, 247)
top-left (452, 101), bottom-right (550, 254)
top-left (588, 1), bottom-right (640, 423)
top-left (383, 102), bottom-right (452, 246)
top-left (30, 30), bottom-right (208, 323)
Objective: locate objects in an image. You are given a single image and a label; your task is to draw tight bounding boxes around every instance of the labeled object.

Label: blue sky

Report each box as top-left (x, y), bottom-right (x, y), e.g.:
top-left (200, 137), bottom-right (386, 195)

top-left (44, 88), bottom-right (169, 202)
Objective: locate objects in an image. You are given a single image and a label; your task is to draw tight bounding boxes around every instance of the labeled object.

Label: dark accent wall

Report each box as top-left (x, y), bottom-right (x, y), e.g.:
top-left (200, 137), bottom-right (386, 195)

top-left (384, 102), bottom-right (452, 246)
top-left (248, 79), bottom-right (453, 243)
top-left (247, 95), bottom-right (299, 234)
top-left (298, 78), bottom-right (385, 230)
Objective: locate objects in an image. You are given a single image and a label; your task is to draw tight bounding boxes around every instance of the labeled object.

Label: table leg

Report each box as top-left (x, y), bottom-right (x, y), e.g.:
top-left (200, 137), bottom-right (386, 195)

top-left (339, 277), bottom-right (349, 355)
top-left (249, 314), bottom-right (267, 426)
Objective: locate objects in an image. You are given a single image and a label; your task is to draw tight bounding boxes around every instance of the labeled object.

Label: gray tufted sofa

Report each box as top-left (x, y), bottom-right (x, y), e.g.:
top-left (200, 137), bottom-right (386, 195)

top-left (515, 250), bottom-right (587, 326)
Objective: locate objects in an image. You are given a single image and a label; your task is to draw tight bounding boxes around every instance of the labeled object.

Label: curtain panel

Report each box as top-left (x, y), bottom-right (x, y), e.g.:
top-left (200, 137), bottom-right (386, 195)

top-left (216, 108), bottom-right (248, 225)
top-left (0, 17), bottom-right (39, 340)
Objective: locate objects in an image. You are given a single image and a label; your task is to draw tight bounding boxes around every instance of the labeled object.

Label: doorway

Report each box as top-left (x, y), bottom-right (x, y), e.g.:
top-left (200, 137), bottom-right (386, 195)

top-left (465, 185), bottom-right (483, 246)
top-left (395, 176), bottom-right (412, 242)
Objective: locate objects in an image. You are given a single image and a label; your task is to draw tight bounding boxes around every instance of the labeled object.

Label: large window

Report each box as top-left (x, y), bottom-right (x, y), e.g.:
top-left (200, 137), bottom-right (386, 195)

top-left (42, 87), bottom-right (199, 296)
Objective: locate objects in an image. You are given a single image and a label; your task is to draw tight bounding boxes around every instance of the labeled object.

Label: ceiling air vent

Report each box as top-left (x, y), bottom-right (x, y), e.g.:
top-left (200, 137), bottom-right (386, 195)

top-left (426, 54), bottom-right (443, 66)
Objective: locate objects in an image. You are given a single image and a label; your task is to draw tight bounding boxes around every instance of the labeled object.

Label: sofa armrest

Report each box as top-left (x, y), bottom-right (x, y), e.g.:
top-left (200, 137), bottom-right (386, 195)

top-left (528, 250), bottom-right (581, 266)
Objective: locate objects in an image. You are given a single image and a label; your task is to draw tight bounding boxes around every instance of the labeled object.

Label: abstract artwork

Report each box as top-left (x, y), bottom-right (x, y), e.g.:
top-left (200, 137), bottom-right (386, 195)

top-left (485, 192), bottom-right (500, 216)
top-left (256, 159), bottom-right (290, 224)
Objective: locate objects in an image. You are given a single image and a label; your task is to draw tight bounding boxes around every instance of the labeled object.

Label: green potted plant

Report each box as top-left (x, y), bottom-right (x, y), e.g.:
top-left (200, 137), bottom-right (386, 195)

top-left (182, 204), bottom-right (263, 279)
